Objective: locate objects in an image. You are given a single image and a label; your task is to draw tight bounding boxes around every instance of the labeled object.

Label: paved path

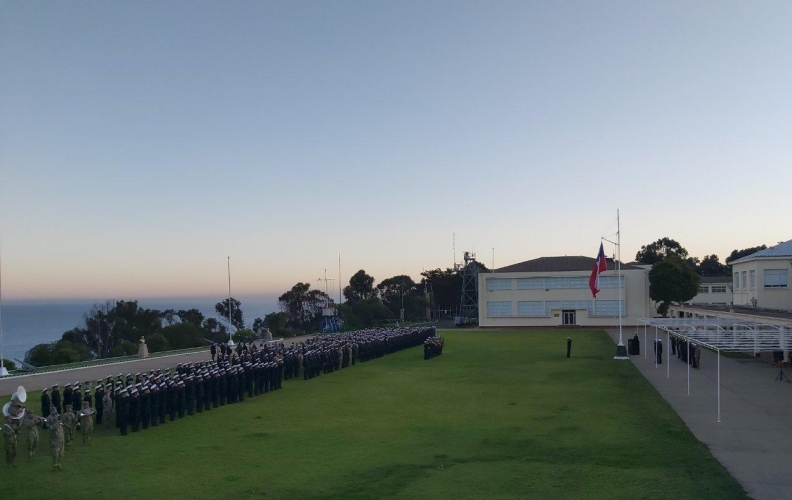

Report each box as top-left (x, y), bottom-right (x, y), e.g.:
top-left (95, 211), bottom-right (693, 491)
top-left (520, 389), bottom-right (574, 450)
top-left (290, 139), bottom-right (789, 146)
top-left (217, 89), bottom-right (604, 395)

top-left (608, 328), bottom-right (792, 500)
top-left (0, 337), bottom-right (310, 397)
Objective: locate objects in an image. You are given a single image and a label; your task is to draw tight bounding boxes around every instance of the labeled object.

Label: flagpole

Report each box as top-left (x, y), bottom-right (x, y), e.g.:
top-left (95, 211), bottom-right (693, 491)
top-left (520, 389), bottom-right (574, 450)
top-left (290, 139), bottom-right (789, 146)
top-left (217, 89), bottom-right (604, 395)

top-left (613, 209), bottom-right (628, 360)
top-left (227, 256), bottom-right (235, 347)
top-left (0, 237), bottom-right (6, 377)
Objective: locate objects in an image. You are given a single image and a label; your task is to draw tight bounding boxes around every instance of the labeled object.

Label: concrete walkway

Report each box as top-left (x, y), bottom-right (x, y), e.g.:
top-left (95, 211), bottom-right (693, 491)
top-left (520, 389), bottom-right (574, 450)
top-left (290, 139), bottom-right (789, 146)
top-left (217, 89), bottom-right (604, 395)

top-left (608, 328), bottom-right (792, 500)
top-left (0, 337), bottom-right (310, 397)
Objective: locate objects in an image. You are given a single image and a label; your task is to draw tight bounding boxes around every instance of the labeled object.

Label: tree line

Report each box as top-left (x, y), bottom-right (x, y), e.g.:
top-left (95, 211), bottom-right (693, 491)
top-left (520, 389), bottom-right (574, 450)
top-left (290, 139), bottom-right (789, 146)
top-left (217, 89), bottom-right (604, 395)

top-left (24, 262), bottom-right (486, 368)
top-left (24, 298), bottom-right (261, 367)
top-left (637, 237), bottom-right (767, 316)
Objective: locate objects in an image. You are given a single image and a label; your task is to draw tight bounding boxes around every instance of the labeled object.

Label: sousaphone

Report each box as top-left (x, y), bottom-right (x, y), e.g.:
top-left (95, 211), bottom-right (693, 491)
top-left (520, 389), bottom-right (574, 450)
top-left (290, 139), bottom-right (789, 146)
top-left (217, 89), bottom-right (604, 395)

top-left (3, 386), bottom-right (27, 420)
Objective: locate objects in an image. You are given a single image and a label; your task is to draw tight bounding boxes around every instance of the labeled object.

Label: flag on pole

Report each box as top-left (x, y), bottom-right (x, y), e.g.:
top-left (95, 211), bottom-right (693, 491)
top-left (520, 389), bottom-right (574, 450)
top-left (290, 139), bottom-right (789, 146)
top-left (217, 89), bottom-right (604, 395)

top-left (589, 243), bottom-right (607, 297)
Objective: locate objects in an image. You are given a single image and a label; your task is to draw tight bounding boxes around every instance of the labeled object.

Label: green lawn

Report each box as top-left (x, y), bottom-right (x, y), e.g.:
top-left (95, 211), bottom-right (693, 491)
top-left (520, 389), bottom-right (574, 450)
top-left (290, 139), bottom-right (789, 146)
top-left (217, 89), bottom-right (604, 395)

top-left (5, 330), bottom-right (746, 499)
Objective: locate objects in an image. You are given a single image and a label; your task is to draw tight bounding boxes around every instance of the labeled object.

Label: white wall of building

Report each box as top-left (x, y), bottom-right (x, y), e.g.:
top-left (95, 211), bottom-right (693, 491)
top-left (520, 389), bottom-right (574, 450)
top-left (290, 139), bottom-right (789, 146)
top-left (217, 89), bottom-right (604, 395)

top-left (732, 259), bottom-right (792, 311)
top-left (477, 268), bottom-right (652, 327)
top-left (688, 282), bottom-right (733, 306)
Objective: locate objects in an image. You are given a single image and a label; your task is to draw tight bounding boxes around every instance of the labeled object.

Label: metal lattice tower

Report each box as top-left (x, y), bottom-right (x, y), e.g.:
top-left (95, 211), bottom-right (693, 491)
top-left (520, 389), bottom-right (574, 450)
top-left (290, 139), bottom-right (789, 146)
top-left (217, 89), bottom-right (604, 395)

top-left (459, 251), bottom-right (479, 320)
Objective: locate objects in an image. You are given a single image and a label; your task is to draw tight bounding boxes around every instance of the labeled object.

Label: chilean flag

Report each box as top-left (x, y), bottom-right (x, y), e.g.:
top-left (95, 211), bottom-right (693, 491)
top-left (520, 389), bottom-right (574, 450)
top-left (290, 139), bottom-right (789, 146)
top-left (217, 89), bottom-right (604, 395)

top-left (589, 243), bottom-right (607, 297)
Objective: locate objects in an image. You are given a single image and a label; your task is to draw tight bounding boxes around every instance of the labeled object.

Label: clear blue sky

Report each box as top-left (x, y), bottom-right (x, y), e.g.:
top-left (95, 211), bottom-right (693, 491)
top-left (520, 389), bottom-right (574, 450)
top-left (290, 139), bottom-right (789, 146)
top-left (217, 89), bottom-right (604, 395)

top-left (1, 1), bottom-right (790, 301)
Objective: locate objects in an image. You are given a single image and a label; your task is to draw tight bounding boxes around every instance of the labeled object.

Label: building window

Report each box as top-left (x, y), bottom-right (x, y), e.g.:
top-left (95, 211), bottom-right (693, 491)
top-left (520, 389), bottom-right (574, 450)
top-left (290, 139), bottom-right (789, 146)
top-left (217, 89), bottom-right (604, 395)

top-left (598, 276), bottom-right (625, 289)
top-left (742, 271), bottom-right (747, 290)
top-left (711, 286), bottom-right (727, 293)
top-left (764, 269), bottom-right (789, 288)
top-left (749, 270), bottom-right (756, 289)
top-left (516, 278), bottom-right (544, 290)
top-left (734, 273), bottom-right (740, 290)
top-left (486, 278), bottom-right (512, 291)
top-left (590, 300), bottom-right (626, 317)
top-left (517, 301), bottom-right (545, 316)
top-left (698, 286), bottom-right (709, 294)
top-left (487, 301), bottom-right (512, 317)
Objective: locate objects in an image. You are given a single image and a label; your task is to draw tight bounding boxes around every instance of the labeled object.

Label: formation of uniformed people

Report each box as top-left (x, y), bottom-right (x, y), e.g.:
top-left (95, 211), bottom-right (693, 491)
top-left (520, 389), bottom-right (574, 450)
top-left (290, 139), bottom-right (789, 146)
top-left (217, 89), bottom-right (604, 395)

top-left (671, 335), bottom-right (701, 368)
top-left (2, 326), bottom-right (438, 468)
top-left (424, 336), bottom-right (444, 360)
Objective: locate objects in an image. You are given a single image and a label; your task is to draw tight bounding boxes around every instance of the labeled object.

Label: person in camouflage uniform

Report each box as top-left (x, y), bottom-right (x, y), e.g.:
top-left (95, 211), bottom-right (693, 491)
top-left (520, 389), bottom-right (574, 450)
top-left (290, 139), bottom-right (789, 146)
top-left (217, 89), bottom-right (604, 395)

top-left (3, 415), bottom-right (18, 467)
top-left (21, 411), bottom-right (43, 459)
top-left (46, 409), bottom-right (64, 470)
top-left (79, 401), bottom-right (94, 445)
top-left (60, 405), bottom-right (77, 448)
top-left (102, 387), bottom-right (114, 430)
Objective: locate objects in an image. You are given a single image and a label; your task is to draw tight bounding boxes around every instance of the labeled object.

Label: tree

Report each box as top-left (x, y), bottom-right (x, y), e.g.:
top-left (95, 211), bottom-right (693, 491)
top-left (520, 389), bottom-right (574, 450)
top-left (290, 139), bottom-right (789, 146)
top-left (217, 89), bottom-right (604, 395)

top-left (377, 274), bottom-right (426, 321)
top-left (145, 333), bottom-right (170, 353)
top-left (278, 283), bottom-right (331, 330)
top-left (201, 318), bottom-right (228, 342)
top-left (343, 270), bottom-right (377, 304)
top-left (215, 297), bottom-right (244, 331)
top-left (726, 245), bottom-right (767, 264)
top-left (420, 268), bottom-right (462, 315)
top-left (635, 237), bottom-right (689, 265)
top-left (263, 312), bottom-right (289, 335)
top-left (161, 322), bottom-right (206, 350)
top-left (1, 359), bottom-right (17, 371)
top-left (178, 309), bottom-right (205, 328)
top-left (697, 254), bottom-right (729, 277)
top-left (232, 329), bottom-right (258, 343)
top-left (649, 255), bottom-right (701, 317)
top-left (337, 298), bottom-right (392, 330)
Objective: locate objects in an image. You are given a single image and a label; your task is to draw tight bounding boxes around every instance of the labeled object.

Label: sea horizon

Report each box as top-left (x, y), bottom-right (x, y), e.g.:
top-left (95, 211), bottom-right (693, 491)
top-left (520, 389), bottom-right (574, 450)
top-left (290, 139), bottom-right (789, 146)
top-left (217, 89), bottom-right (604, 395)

top-left (0, 294), bottom-right (281, 363)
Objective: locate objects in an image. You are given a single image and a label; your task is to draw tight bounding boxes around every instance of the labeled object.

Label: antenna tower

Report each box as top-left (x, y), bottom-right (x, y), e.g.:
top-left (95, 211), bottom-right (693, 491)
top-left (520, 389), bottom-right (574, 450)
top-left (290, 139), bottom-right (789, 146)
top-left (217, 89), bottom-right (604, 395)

top-left (457, 251), bottom-right (479, 324)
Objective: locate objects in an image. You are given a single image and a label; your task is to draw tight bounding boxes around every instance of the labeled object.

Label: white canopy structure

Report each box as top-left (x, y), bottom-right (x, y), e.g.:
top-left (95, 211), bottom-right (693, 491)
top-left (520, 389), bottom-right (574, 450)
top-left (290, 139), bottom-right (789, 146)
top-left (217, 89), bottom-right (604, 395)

top-left (639, 317), bottom-right (792, 353)
top-left (637, 317), bottom-right (792, 422)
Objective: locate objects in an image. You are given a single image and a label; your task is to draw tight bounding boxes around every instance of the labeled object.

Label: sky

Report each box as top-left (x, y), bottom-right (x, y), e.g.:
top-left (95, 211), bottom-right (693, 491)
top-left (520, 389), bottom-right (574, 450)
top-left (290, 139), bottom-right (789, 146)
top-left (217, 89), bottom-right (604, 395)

top-left (1, 1), bottom-right (791, 303)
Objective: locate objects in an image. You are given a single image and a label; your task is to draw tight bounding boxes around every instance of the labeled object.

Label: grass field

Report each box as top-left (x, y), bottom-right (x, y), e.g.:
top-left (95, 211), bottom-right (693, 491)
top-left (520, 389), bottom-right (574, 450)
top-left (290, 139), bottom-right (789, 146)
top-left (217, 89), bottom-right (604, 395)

top-left (4, 330), bottom-right (746, 499)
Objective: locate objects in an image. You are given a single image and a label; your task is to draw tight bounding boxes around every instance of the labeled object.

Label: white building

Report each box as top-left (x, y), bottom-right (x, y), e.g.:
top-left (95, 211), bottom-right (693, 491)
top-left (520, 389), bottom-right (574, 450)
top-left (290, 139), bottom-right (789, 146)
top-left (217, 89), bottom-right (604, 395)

top-left (687, 277), bottom-right (733, 306)
top-left (729, 239), bottom-right (792, 312)
top-left (478, 256), bottom-right (652, 327)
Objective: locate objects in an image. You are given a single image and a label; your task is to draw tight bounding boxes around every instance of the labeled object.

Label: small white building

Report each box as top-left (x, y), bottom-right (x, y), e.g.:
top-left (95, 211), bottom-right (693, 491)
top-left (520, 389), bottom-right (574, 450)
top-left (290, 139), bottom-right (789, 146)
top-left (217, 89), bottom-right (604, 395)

top-left (478, 256), bottom-right (652, 327)
top-left (687, 277), bottom-right (733, 306)
top-left (729, 239), bottom-right (792, 312)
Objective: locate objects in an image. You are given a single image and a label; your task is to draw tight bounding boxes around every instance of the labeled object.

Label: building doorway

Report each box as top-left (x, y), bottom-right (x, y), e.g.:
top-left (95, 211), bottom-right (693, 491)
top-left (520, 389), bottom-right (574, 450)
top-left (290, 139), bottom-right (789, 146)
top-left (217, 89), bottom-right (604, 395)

top-left (562, 310), bottom-right (576, 325)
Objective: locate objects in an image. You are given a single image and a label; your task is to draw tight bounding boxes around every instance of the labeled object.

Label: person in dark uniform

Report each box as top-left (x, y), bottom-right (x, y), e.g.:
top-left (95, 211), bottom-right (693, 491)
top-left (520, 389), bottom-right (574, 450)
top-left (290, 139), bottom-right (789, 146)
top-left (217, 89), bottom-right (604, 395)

top-left (52, 385), bottom-right (62, 416)
top-left (195, 377), bottom-right (204, 414)
top-left (176, 381), bottom-right (185, 419)
top-left (129, 389), bottom-right (140, 433)
top-left (117, 390), bottom-right (129, 436)
top-left (95, 382), bottom-right (105, 425)
top-left (63, 383), bottom-right (73, 414)
top-left (41, 388), bottom-right (51, 421)
top-left (140, 386), bottom-right (150, 430)
top-left (654, 338), bottom-right (663, 364)
top-left (149, 385), bottom-right (159, 428)
top-left (158, 382), bottom-right (167, 425)
top-left (84, 388), bottom-right (93, 410)
top-left (72, 385), bottom-right (82, 417)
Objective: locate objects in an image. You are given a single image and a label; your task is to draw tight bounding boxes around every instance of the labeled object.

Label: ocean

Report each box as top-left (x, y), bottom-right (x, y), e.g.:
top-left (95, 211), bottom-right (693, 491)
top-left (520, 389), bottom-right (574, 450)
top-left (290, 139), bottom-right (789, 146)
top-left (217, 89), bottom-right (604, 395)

top-left (0, 295), bottom-right (280, 363)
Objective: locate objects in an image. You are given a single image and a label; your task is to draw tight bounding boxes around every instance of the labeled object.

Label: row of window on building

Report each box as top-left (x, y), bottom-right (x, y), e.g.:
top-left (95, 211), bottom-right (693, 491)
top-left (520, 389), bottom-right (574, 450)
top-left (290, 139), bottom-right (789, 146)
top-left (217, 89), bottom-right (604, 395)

top-left (733, 269), bottom-right (789, 291)
top-left (698, 285), bottom-right (730, 294)
top-left (486, 300), bottom-right (626, 318)
top-left (486, 276), bottom-right (624, 292)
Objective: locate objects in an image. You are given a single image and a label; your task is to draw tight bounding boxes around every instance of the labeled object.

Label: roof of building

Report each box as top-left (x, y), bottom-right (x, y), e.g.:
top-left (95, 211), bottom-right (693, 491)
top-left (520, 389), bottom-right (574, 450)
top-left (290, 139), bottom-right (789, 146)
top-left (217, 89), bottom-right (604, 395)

top-left (730, 239), bottom-right (792, 265)
top-left (496, 256), bottom-right (641, 273)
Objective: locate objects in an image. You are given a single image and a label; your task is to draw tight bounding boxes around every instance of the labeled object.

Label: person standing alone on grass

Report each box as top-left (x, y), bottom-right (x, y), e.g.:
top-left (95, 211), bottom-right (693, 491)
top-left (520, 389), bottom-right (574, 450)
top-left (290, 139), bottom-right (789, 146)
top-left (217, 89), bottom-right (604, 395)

top-left (21, 411), bottom-right (42, 459)
top-left (46, 410), bottom-right (64, 471)
top-left (3, 415), bottom-right (18, 467)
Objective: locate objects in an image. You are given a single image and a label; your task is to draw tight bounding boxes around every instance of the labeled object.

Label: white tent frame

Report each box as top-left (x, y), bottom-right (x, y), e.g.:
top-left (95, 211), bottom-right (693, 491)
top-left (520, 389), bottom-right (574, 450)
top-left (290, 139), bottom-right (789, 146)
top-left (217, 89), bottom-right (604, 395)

top-left (638, 317), bottom-right (792, 423)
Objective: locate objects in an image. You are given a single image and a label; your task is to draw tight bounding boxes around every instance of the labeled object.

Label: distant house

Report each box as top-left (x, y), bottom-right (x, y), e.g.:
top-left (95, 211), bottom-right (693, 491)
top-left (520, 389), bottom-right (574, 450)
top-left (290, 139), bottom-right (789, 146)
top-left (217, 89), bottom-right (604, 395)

top-left (477, 256), bottom-right (652, 327)
top-left (686, 276), bottom-right (733, 306)
top-left (729, 239), bottom-right (792, 312)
